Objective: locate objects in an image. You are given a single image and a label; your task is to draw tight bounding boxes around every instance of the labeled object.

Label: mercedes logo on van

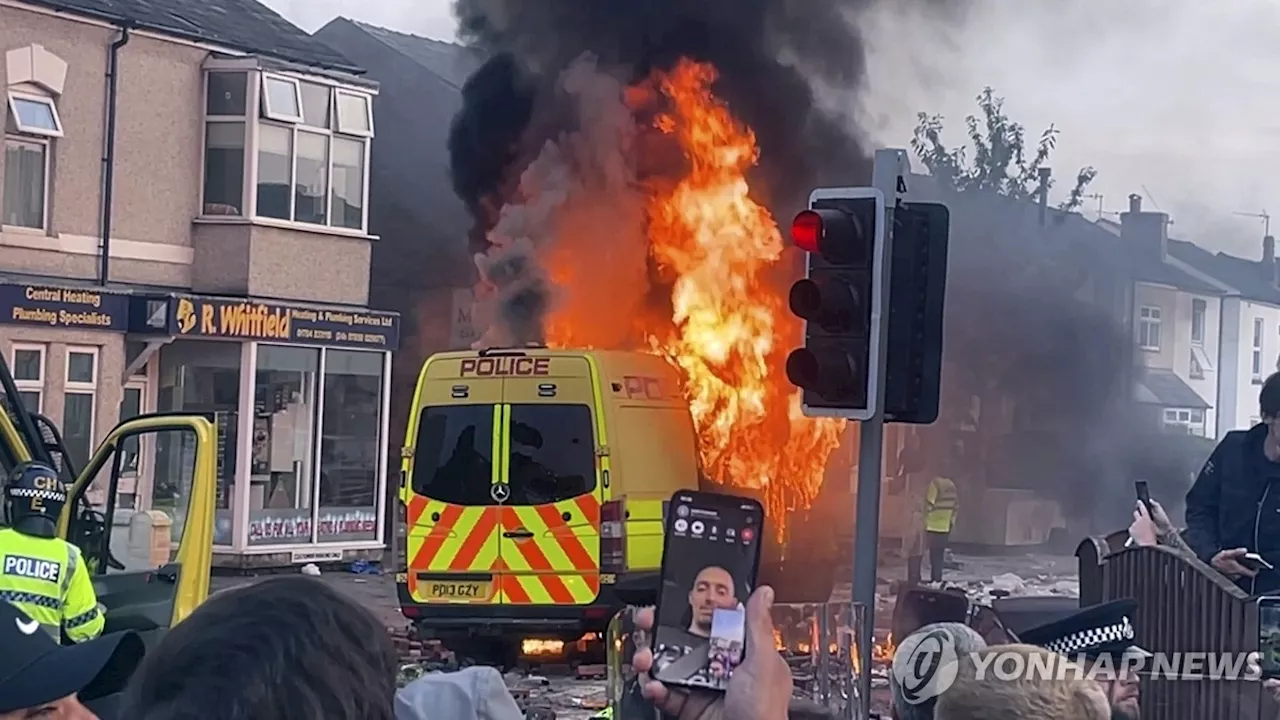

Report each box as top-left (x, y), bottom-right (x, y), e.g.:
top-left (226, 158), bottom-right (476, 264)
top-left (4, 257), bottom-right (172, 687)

top-left (491, 484), bottom-right (510, 502)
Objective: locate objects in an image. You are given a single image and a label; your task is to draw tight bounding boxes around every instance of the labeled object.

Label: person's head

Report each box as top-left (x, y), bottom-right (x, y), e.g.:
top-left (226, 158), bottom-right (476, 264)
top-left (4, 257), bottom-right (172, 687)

top-left (121, 576), bottom-right (398, 719)
top-left (1081, 653), bottom-right (1140, 720)
top-left (891, 622), bottom-right (988, 720)
top-left (687, 565), bottom-right (737, 635)
top-left (934, 645), bottom-right (1110, 720)
top-left (1262, 373), bottom-right (1280, 439)
top-left (0, 602), bottom-right (144, 720)
top-left (4, 462), bottom-right (66, 539)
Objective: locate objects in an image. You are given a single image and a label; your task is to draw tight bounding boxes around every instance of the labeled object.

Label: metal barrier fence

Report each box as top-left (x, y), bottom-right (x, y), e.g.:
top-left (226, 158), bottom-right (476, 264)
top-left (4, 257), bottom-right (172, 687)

top-left (1078, 538), bottom-right (1275, 719)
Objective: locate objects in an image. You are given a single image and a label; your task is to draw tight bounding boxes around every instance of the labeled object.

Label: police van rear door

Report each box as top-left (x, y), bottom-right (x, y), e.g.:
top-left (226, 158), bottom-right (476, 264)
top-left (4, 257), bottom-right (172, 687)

top-left (498, 352), bottom-right (603, 607)
top-left (60, 414), bottom-right (217, 644)
top-left (403, 353), bottom-right (504, 605)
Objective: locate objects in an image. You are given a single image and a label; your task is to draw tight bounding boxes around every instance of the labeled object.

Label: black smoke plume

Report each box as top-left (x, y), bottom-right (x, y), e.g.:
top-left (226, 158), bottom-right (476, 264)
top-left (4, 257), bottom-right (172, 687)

top-left (447, 0), bottom-right (874, 258)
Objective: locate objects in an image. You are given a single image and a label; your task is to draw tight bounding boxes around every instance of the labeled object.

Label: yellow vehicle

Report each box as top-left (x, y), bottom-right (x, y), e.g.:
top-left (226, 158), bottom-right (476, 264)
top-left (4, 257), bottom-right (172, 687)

top-left (0, 354), bottom-right (217, 644)
top-left (398, 347), bottom-right (698, 659)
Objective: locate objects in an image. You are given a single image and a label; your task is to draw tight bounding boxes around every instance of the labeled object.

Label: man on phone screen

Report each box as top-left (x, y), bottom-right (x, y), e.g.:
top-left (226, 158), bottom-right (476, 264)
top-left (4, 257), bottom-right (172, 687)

top-left (653, 565), bottom-right (740, 687)
top-left (1186, 372), bottom-right (1280, 593)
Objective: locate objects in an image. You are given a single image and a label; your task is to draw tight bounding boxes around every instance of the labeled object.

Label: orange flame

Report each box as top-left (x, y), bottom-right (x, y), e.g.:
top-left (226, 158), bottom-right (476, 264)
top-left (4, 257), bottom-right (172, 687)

top-left (544, 59), bottom-right (845, 525)
top-left (640, 60), bottom-right (845, 522)
top-left (873, 632), bottom-right (895, 662)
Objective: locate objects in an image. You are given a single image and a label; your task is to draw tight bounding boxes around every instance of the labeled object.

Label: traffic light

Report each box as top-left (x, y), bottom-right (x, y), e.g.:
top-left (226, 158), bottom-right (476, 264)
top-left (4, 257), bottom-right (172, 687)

top-left (785, 188), bottom-right (886, 420)
top-left (882, 202), bottom-right (950, 424)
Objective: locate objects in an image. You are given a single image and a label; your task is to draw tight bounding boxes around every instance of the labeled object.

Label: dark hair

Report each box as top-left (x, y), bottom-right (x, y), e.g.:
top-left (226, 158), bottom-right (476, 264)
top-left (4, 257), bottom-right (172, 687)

top-left (1262, 372), bottom-right (1280, 419)
top-left (120, 576), bottom-right (398, 720)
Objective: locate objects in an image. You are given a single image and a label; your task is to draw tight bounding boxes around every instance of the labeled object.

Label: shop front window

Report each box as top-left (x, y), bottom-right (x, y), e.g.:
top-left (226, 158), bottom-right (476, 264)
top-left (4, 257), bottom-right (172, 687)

top-left (248, 345), bottom-right (319, 545)
top-left (159, 340), bottom-right (241, 544)
top-left (317, 349), bottom-right (382, 542)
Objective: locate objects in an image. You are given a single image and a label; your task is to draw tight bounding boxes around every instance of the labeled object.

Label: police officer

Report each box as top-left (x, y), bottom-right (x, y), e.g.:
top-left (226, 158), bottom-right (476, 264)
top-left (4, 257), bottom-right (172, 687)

top-left (0, 462), bottom-right (104, 643)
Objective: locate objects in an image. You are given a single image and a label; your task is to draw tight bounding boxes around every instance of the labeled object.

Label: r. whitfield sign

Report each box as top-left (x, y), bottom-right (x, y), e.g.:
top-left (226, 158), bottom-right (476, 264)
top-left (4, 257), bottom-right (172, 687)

top-left (173, 296), bottom-right (399, 350)
top-left (0, 283), bottom-right (129, 331)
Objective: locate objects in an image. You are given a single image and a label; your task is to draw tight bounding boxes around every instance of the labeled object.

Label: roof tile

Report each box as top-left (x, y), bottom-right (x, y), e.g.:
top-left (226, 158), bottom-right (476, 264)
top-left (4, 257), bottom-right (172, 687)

top-left (25, 0), bottom-right (358, 71)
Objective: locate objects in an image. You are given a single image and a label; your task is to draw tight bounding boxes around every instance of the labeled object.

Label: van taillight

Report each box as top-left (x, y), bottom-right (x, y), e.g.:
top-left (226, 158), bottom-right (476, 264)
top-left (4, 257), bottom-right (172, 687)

top-left (601, 500), bottom-right (625, 573)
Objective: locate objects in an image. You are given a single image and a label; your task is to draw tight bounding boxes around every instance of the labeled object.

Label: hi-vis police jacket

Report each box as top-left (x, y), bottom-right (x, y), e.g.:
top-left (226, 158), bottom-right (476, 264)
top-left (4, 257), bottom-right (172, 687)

top-left (924, 476), bottom-right (959, 534)
top-left (0, 527), bottom-right (104, 642)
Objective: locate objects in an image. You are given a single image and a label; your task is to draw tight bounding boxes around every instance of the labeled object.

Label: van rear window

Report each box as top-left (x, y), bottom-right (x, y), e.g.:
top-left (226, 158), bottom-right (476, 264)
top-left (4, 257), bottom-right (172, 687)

top-left (411, 404), bottom-right (495, 506)
top-left (411, 403), bottom-right (597, 506)
top-left (507, 404), bottom-right (596, 506)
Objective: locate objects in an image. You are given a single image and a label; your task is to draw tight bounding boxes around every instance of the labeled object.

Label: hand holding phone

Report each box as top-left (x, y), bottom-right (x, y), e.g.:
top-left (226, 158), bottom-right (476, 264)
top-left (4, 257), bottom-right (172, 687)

top-left (1243, 553), bottom-right (1275, 572)
top-left (651, 490), bottom-right (764, 693)
top-left (1135, 480), bottom-right (1151, 512)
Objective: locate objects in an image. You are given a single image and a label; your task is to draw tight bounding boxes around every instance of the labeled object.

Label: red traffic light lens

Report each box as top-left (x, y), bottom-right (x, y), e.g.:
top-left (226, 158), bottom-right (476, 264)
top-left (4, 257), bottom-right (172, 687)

top-left (791, 210), bottom-right (822, 253)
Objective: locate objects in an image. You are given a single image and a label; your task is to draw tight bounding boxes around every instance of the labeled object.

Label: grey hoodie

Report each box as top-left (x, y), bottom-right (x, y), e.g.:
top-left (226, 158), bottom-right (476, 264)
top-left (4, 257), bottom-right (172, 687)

top-left (394, 666), bottom-right (525, 720)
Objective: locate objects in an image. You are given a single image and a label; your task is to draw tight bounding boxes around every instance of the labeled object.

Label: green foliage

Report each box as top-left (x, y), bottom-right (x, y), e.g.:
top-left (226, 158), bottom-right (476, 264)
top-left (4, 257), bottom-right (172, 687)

top-left (911, 87), bottom-right (1097, 212)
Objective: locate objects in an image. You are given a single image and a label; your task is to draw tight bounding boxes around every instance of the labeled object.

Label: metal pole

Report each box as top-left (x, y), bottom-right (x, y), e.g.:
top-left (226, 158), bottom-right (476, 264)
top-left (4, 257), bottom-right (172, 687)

top-left (853, 149), bottom-right (908, 713)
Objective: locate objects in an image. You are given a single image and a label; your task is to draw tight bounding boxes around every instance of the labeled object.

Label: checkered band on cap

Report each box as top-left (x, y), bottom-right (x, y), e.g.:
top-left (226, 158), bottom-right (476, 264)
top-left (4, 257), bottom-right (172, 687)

top-left (7, 485), bottom-right (67, 505)
top-left (1043, 616), bottom-right (1136, 656)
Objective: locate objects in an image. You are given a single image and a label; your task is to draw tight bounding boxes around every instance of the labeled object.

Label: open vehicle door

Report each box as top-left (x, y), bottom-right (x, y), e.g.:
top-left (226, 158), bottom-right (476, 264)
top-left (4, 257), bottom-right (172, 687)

top-left (0, 354), bottom-right (217, 644)
top-left (59, 414), bottom-right (217, 643)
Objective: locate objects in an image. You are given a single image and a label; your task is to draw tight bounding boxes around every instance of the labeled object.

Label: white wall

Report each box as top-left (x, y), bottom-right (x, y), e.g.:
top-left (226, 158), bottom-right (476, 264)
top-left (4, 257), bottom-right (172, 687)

top-left (1219, 298), bottom-right (1280, 435)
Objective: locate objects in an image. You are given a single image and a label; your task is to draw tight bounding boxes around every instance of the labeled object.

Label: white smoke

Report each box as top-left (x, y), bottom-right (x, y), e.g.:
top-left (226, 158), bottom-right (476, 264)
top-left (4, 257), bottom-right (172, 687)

top-left (840, 0), bottom-right (1280, 257)
top-left (471, 54), bottom-right (650, 348)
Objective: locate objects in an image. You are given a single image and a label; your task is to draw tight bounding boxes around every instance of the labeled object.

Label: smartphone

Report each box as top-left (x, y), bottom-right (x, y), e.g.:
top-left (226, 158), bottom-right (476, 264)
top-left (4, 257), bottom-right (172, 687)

top-left (1243, 553), bottom-right (1275, 572)
top-left (1135, 480), bottom-right (1151, 512)
top-left (1258, 596), bottom-right (1280, 679)
top-left (651, 490), bottom-right (764, 692)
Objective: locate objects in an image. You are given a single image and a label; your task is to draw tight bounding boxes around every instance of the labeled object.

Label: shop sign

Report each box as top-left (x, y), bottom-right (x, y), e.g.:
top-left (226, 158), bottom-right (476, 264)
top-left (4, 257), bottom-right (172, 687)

top-left (171, 295), bottom-right (400, 350)
top-left (0, 282), bottom-right (130, 330)
top-left (245, 506), bottom-right (379, 546)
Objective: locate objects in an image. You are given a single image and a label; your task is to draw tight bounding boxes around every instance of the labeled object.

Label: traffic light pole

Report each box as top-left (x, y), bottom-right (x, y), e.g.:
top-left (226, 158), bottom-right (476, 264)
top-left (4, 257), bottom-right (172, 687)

top-left (852, 148), bottom-right (908, 716)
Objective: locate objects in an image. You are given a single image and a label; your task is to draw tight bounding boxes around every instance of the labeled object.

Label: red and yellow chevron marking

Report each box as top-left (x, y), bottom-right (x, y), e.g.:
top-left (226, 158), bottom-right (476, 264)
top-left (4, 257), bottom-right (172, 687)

top-left (499, 495), bottom-right (602, 606)
top-left (404, 494), bottom-right (604, 606)
top-left (405, 497), bottom-right (501, 603)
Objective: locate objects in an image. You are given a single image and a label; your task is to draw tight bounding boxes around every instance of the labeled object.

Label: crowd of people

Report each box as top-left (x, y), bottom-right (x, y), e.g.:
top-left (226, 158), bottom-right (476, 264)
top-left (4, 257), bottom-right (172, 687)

top-left (12, 373), bottom-right (1280, 718)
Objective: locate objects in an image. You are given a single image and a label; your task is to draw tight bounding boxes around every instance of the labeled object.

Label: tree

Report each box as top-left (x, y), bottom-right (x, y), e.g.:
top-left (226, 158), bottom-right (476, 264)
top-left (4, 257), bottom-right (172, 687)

top-left (911, 87), bottom-right (1097, 213)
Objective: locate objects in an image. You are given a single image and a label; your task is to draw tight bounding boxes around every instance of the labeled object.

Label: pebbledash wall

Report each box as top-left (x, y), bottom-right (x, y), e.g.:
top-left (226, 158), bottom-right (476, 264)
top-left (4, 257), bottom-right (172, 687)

top-left (0, 279), bottom-right (401, 568)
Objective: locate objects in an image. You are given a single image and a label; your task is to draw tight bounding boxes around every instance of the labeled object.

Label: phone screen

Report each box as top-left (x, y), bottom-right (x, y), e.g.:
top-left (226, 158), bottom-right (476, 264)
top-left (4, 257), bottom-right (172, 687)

top-left (1135, 480), bottom-right (1151, 509)
top-left (651, 490), bottom-right (764, 692)
top-left (1260, 597), bottom-right (1280, 678)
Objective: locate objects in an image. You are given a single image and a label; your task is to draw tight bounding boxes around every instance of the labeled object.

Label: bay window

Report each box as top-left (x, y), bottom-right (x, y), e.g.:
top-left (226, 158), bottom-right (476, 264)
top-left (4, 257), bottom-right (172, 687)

top-left (201, 67), bottom-right (372, 232)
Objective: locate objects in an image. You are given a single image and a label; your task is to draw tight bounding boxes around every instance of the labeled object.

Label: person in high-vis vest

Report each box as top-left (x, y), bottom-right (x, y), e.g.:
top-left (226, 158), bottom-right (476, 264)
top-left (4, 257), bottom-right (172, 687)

top-left (922, 474), bottom-right (959, 583)
top-left (0, 462), bottom-right (104, 643)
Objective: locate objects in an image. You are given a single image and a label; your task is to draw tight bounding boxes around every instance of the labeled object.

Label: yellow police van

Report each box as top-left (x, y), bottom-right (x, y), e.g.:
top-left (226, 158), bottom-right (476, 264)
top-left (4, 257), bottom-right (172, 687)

top-left (0, 354), bottom-right (217, 644)
top-left (397, 347), bottom-right (698, 660)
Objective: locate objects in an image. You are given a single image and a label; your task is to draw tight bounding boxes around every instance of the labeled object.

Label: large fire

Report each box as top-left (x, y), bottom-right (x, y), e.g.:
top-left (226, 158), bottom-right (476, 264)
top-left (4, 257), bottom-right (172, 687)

top-left (545, 59), bottom-right (846, 523)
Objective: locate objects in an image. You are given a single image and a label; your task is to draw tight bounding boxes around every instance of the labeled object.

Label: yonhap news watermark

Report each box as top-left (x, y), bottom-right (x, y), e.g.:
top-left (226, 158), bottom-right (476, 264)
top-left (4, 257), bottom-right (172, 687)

top-left (893, 631), bottom-right (1269, 704)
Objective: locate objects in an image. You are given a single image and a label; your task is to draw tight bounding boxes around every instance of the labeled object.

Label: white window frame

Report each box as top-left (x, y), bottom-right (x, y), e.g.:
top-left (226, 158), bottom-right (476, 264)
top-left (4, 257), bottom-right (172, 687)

top-left (2, 134), bottom-right (51, 231)
top-left (260, 74), bottom-right (304, 124)
top-left (10, 342), bottom-right (46, 413)
top-left (200, 69), bottom-right (252, 218)
top-left (6, 90), bottom-right (63, 138)
top-left (1254, 318), bottom-right (1265, 380)
top-left (1138, 306), bottom-right (1162, 351)
top-left (200, 68), bottom-right (372, 235)
top-left (1191, 298), bottom-right (1206, 346)
top-left (334, 89), bottom-right (374, 137)
top-left (1163, 408), bottom-right (1206, 437)
top-left (63, 346), bottom-right (98, 466)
